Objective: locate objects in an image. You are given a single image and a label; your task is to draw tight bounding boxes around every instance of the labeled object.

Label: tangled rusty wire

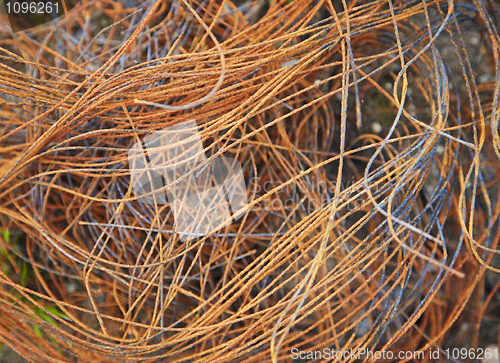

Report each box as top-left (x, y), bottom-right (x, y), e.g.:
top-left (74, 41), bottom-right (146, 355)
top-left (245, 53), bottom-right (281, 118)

top-left (0, 0), bottom-right (499, 361)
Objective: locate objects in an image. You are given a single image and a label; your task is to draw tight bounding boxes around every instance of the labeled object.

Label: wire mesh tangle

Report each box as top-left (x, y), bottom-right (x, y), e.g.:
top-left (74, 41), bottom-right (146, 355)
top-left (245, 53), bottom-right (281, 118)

top-left (0, 0), bottom-right (499, 362)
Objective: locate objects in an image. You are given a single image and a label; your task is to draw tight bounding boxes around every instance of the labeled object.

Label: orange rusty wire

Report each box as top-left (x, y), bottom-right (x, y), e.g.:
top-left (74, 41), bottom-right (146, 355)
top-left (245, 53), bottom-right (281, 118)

top-left (0, 0), bottom-right (499, 362)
